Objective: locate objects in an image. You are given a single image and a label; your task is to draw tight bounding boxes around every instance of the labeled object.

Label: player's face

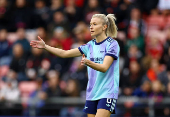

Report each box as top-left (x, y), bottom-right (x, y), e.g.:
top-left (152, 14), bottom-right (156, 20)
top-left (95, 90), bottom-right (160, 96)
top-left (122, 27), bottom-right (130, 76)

top-left (90, 17), bottom-right (104, 37)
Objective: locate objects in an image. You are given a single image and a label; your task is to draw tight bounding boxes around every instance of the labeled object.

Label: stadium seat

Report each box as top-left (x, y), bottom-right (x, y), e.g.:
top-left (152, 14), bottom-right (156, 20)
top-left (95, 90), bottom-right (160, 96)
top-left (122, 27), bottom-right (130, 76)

top-left (0, 81), bottom-right (5, 89)
top-left (19, 81), bottom-right (38, 96)
top-left (0, 65), bottom-right (9, 78)
top-left (146, 15), bottom-right (165, 31)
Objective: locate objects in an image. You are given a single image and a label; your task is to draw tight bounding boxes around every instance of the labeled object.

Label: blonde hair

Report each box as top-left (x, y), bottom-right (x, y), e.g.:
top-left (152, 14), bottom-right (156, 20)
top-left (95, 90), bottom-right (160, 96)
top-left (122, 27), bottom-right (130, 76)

top-left (92, 14), bottom-right (118, 38)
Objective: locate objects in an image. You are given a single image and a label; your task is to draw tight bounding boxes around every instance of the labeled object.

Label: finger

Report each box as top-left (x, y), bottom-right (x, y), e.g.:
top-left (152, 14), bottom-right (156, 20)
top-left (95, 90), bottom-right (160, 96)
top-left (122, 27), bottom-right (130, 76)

top-left (31, 45), bottom-right (37, 48)
top-left (30, 40), bottom-right (38, 43)
top-left (81, 61), bottom-right (84, 65)
top-left (38, 36), bottom-right (43, 41)
top-left (82, 54), bottom-right (85, 58)
top-left (30, 42), bottom-right (37, 46)
top-left (82, 54), bottom-right (84, 59)
top-left (30, 41), bottom-right (37, 45)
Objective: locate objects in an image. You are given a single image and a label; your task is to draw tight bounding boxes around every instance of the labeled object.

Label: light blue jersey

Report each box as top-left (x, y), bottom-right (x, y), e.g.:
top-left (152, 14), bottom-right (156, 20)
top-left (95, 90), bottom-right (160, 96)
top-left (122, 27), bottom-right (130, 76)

top-left (78, 37), bottom-right (120, 100)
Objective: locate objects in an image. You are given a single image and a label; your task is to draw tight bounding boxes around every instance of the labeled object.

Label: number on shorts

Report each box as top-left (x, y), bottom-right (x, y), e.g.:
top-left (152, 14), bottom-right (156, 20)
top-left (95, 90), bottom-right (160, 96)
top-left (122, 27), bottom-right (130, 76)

top-left (107, 98), bottom-right (112, 103)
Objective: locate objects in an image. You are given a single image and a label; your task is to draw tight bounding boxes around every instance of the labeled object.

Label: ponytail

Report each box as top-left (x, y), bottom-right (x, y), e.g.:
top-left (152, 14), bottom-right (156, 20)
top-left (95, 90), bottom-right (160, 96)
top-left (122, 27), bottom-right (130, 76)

top-left (106, 14), bottom-right (118, 38)
top-left (92, 14), bottom-right (118, 38)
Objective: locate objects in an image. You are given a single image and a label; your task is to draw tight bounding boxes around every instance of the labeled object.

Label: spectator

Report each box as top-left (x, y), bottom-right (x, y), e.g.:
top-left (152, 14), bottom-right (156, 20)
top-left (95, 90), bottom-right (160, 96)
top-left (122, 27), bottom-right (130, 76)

top-left (45, 70), bottom-right (62, 97)
top-left (125, 26), bottom-right (145, 54)
top-left (166, 82), bottom-right (170, 96)
top-left (10, 43), bottom-right (28, 81)
top-left (69, 62), bottom-right (88, 93)
top-left (34, 0), bottom-right (50, 26)
top-left (48, 11), bottom-right (70, 33)
top-left (26, 47), bottom-right (50, 80)
top-left (145, 34), bottom-right (163, 60)
top-left (146, 8), bottom-right (165, 31)
top-left (120, 60), bottom-right (142, 96)
top-left (0, 69), bottom-right (21, 115)
top-left (73, 26), bottom-right (86, 45)
top-left (11, 0), bottom-right (32, 30)
top-left (63, 79), bottom-right (80, 97)
top-left (126, 8), bottom-right (146, 37)
top-left (150, 80), bottom-right (165, 98)
top-left (124, 45), bottom-right (143, 68)
top-left (2, 69), bottom-right (17, 82)
top-left (73, 21), bottom-right (91, 42)
top-left (36, 27), bottom-right (48, 42)
top-left (43, 70), bottom-right (62, 116)
top-left (132, 81), bottom-right (152, 97)
top-left (0, 77), bottom-right (20, 102)
top-left (14, 28), bottom-right (31, 55)
top-left (24, 78), bottom-right (47, 116)
top-left (49, 27), bottom-right (73, 76)
top-left (50, 27), bottom-right (73, 50)
top-left (158, 61), bottom-right (170, 86)
top-left (50, 0), bottom-right (64, 12)
top-left (84, 0), bottom-right (103, 23)
top-left (26, 48), bottom-right (46, 72)
top-left (48, 0), bottom-right (64, 22)
top-left (103, 0), bottom-right (122, 14)
top-left (162, 27), bottom-right (170, 64)
top-left (150, 80), bottom-right (165, 116)
top-left (0, 29), bottom-right (12, 66)
top-left (68, 29), bottom-right (85, 73)
top-left (64, 0), bottom-right (82, 29)
top-left (141, 59), bottom-right (162, 83)
top-left (0, 78), bottom-right (20, 115)
top-left (60, 79), bottom-right (84, 117)
top-left (0, 0), bottom-right (12, 30)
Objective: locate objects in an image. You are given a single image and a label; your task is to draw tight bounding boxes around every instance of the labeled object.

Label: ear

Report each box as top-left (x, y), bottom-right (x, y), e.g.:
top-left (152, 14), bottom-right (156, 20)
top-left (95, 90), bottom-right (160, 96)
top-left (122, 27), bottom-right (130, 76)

top-left (103, 25), bottom-right (107, 31)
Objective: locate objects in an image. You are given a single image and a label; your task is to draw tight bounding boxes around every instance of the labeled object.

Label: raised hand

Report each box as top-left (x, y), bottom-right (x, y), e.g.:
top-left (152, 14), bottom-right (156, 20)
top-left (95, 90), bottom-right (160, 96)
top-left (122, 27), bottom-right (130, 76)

top-left (81, 54), bottom-right (87, 65)
top-left (30, 36), bottom-right (46, 49)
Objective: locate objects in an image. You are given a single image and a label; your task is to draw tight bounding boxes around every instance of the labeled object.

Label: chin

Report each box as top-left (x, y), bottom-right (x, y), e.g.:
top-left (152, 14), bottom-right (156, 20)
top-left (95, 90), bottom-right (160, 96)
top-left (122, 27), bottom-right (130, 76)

top-left (91, 34), bottom-right (96, 37)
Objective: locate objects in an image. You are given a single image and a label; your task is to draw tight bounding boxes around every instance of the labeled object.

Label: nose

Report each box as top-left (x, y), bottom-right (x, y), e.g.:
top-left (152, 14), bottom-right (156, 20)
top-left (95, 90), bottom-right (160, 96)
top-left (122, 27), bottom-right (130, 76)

top-left (90, 25), bottom-right (93, 29)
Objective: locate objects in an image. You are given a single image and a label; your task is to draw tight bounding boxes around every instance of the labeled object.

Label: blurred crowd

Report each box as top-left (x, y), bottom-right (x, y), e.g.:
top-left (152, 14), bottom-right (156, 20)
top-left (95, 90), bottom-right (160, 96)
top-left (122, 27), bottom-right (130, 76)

top-left (0, 0), bottom-right (170, 116)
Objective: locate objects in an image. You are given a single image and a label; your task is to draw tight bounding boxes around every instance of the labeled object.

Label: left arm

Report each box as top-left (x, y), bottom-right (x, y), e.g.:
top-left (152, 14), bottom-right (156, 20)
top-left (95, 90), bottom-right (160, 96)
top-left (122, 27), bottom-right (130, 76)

top-left (81, 54), bottom-right (114, 73)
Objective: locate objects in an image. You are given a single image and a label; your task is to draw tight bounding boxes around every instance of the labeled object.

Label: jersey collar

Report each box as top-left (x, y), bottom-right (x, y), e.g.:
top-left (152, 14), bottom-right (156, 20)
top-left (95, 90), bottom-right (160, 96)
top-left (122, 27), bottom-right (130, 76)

top-left (95, 37), bottom-right (110, 45)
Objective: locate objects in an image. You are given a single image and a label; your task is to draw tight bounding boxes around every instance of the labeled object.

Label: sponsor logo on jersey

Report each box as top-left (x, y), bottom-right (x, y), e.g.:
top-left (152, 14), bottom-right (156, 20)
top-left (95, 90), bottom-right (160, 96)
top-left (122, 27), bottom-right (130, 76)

top-left (100, 51), bottom-right (105, 53)
top-left (90, 57), bottom-right (103, 62)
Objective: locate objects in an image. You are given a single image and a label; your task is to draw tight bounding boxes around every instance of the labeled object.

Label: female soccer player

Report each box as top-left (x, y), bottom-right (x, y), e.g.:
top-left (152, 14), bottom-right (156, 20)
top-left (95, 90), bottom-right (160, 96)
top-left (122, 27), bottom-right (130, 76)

top-left (30, 14), bottom-right (120, 117)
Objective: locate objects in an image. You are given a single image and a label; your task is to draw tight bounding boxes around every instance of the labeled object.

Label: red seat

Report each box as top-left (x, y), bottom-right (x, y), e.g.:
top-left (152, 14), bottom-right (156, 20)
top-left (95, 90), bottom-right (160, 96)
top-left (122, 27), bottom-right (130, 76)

top-left (18, 81), bottom-right (38, 107)
top-left (19, 81), bottom-right (38, 96)
top-left (0, 65), bottom-right (9, 78)
top-left (146, 15), bottom-right (165, 31)
top-left (0, 81), bottom-right (5, 89)
top-left (146, 30), bottom-right (167, 44)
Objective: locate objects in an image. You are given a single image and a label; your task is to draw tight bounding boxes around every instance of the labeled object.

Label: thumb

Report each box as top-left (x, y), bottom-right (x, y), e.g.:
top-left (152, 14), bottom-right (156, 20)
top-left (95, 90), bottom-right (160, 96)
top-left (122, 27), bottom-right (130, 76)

top-left (82, 54), bottom-right (85, 58)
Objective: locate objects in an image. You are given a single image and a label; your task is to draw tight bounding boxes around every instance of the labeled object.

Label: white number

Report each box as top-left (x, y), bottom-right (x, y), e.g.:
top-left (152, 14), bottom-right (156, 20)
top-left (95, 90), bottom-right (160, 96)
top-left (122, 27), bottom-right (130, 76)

top-left (107, 98), bottom-right (112, 103)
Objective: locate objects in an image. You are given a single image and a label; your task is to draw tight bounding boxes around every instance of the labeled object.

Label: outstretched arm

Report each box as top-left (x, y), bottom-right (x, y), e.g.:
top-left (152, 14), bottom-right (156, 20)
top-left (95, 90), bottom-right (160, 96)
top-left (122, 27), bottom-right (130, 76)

top-left (30, 36), bottom-right (82, 58)
top-left (81, 54), bottom-right (114, 73)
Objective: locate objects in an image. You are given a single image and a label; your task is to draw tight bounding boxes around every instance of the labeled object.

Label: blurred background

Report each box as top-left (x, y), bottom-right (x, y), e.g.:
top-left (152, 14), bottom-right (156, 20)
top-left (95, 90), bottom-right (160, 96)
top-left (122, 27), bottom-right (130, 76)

top-left (0, 0), bottom-right (170, 117)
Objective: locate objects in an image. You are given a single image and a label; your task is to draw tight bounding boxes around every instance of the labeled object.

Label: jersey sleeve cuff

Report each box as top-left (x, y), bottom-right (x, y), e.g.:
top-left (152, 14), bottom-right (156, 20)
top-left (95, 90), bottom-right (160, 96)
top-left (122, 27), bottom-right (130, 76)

top-left (105, 53), bottom-right (118, 60)
top-left (78, 47), bottom-right (84, 55)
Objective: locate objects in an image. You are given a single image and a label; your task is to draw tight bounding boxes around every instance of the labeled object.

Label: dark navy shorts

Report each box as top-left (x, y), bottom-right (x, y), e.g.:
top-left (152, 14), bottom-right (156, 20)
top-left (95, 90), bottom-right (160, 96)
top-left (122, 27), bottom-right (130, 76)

top-left (83, 98), bottom-right (117, 114)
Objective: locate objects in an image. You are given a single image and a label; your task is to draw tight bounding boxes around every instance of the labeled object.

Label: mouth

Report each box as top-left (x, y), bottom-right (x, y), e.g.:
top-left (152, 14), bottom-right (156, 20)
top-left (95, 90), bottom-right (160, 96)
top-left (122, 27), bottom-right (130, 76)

top-left (91, 31), bottom-right (94, 33)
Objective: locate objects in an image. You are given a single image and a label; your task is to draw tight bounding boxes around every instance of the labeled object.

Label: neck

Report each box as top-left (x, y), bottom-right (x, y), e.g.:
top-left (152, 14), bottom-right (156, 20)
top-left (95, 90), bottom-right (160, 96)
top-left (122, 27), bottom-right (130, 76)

top-left (95, 33), bottom-right (107, 43)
